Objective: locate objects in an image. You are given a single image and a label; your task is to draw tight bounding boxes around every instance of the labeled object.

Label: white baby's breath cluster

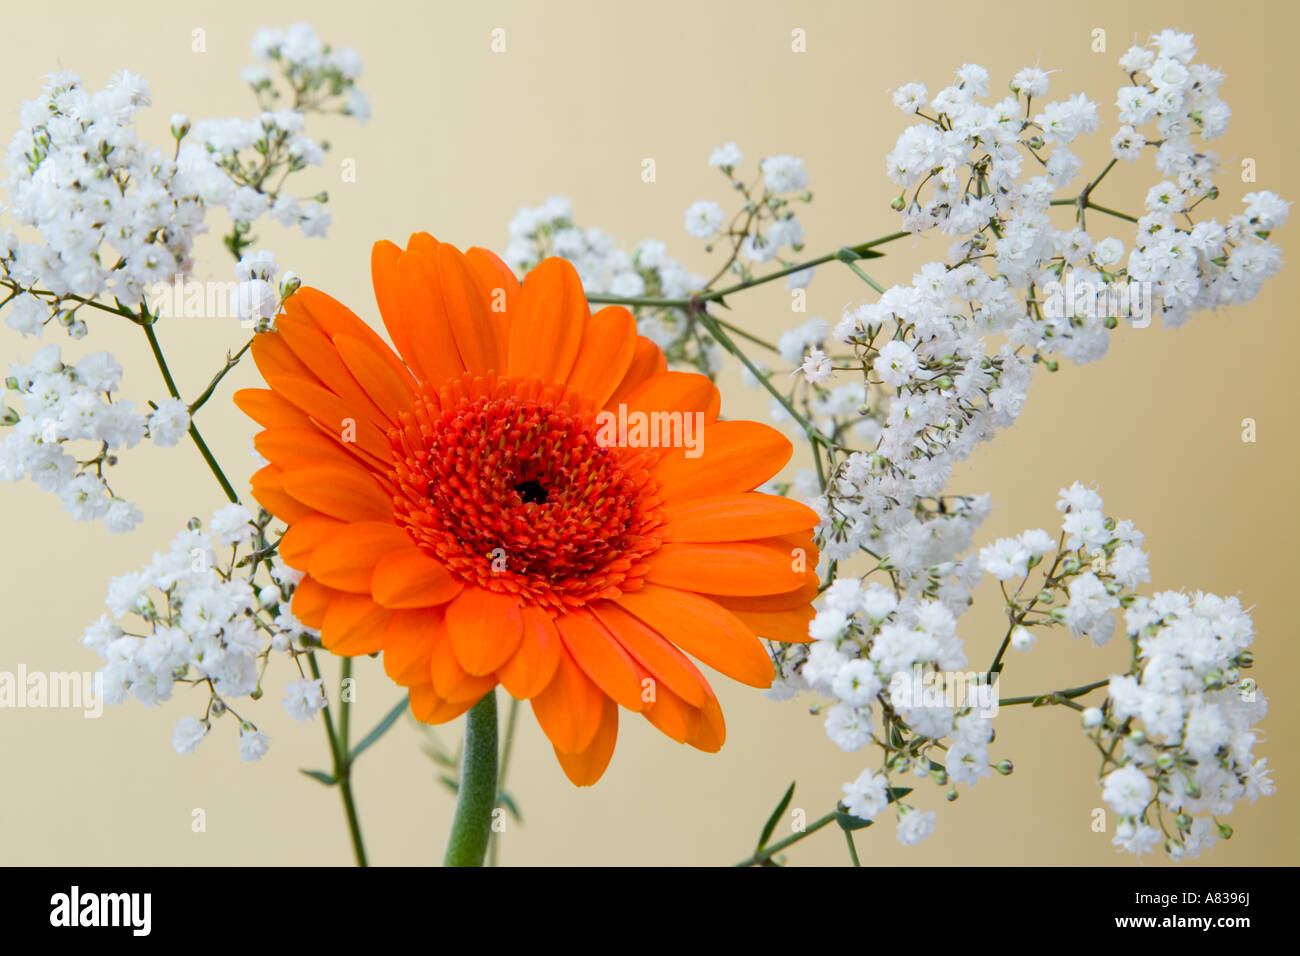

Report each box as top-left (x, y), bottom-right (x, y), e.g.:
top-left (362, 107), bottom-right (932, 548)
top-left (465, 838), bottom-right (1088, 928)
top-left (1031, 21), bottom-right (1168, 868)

top-left (1098, 590), bottom-right (1270, 858)
top-left (83, 504), bottom-right (324, 762)
top-left (746, 31), bottom-right (1279, 859)
top-left (0, 344), bottom-right (155, 531)
top-left (0, 24), bottom-right (364, 528)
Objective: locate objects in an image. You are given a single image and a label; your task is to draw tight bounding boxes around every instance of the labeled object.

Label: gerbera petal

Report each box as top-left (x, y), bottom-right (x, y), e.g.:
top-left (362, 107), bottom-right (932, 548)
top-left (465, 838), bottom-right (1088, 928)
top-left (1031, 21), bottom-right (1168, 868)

top-left (606, 336), bottom-right (668, 408)
top-left (497, 606), bottom-right (562, 700)
top-left (706, 572), bottom-right (820, 611)
top-left (322, 591), bottom-right (393, 656)
top-left (408, 683), bottom-right (478, 724)
top-left (279, 465), bottom-right (394, 522)
top-left (566, 305), bottom-right (637, 407)
top-left (333, 333), bottom-right (418, 423)
top-left (645, 541), bottom-right (805, 596)
top-left (614, 583), bottom-right (774, 688)
top-left (396, 244), bottom-right (467, 386)
top-left (276, 314), bottom-right (392, 428)
top-left (309, 521), bottom-right (413, 592)
top-left (553, 695), bottom-right (618, 786)
top-left (726, 606), bottom-right (816, 643)
top-left (278, 512), bottom-right (344, 570)
top-left (686, 690), bottom-right (727, 753)
top-left (554, 611), bottom-right (645, 712)
top-left (290, 574), bottom-right (333, 629)
top-left (445, 587), bottom-right (524, 675)
top-left (428, 615), bottom-right (499, 703)
top-left (507, 257), bottom-right (586, 382)
top-left (662, 493), bottom-right (820, 542)
top-left (372, 239), bottom-right (427, 381)
top-left (531, 646), bottom-right (604, 753)
top-left (618, 370), bottom-right (721, 424)
top-left (254, 427), bottom-right (371, 473)
top-left (437, 243), bottom-right (504, 372)
top-left (234, 388), bottom-right (313, 430)
top-left (640, 683), bottom-right (702, 744)
top-left (651, 420), bottom-right (792, 500)
top-left (250, 464), bottom-right (314, 523)
top-left (371, 547), bottom-right (464, 609)
top-left (383, 611), bottom-right (435, 686)
top-left (290, 286), bottom-right (415, 386)
top-left (258, 372), bottom-right (392, 460)
top-left (590, 601), bottom-right (711, 707)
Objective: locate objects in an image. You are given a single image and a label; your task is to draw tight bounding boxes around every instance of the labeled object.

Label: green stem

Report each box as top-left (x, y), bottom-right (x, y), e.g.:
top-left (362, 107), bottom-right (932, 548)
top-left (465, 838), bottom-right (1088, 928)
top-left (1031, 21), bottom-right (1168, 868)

top-left (734, 811), bottom-right (837, 866)
top-left (586, 230), bottom-right (908, 310)
top-left (999, 678), bottom-right (1109, 707)
top-left (308, 653), bottom-right (368, 866)
top-left (141, 321), bottom-right (240, 504)
top-left (444, 690), bottom-right (499, 867)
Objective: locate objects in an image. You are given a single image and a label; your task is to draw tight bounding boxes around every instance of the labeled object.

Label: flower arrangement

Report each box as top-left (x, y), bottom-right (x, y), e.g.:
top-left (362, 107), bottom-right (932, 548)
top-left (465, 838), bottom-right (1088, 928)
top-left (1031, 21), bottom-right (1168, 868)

top-left (1, 22), bottom-right (1281, 866)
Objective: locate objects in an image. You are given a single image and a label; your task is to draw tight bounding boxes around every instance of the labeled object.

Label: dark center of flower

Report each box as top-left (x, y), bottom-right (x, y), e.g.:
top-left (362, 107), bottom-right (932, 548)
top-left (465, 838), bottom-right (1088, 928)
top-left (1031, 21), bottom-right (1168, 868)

top-left (388, 375), bottom-right (665, 612)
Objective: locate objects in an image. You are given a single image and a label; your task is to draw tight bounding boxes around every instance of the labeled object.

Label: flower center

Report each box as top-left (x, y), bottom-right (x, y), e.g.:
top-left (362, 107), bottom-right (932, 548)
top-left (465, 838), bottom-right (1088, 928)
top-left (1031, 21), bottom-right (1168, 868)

top-left (388, 375), bottom-right (665, 612)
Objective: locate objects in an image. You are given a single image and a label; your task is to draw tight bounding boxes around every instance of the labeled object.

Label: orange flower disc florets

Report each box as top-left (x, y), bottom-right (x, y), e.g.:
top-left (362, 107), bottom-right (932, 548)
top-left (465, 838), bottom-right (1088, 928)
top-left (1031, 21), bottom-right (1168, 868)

top-left (389, 375), bottom-right (663, 612)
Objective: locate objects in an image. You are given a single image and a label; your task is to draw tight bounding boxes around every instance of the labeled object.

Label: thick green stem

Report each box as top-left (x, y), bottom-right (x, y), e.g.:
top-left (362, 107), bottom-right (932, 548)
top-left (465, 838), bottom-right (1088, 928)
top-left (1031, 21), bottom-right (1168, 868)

top-left (444, 690), bottom-right (499, 867)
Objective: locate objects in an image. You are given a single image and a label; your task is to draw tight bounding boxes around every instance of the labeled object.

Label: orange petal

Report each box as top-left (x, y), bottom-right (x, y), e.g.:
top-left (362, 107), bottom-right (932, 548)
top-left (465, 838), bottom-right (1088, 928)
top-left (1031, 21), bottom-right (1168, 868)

top-left (280, 465), bottom-right (393, 522)
top-left (554, 695), bottom-right (618, 786)
top-left (531, 646), bottom-right (604, 753)
top-left (614, 583), bottom-right (774, 688)
top-left (291, 286), bottom-right (416, 386)
top-left (259, 372), bottom-right (391, 460)
top-left (662, 493), bottom-right (820, 542)
top-left (619, 370), bottom-right (720, 422)
top-left (396, 245), bottom-right (466, 386)
top-left (498, 606), bottom-right (562, 699)
top-left (554, 611), bottom-right (645, 712)
top-left (278, 512), bottom-right (344, 570)
top-left (322, 591), bottom-right (393, 655)
top-left (566, 306), bottom-right (637, 407)
top-left (290, 575), bottom-right (332, 629)
top-left (445, 587), bottom-right (523, 675)
top-left (276, 311), bottom-right (391, 428)
top-left (438, 243), bottom-right (502, 372)
top-left (371, 547), bottom-right (464, 608)
top-left (708, 572), bottom-right (820, 611)
top-left (250, 464), bottom-right (314, 523)
top-left (646, 541), bottom-right (806, 596)
top-left (255, 427), bottom-right (365, 473)
top-left (384, 610), bottom-right (435, 686)
top-left (590, 601), bottom-right (710, 707)
top-left (333, 333), bottom-right (418, 423)
top-left (651, 420), bottom-right (792, 500)
top-left (428, 616), bottom-right (498, 703)
top-left (372, 239), bottom-right (427, 381)
top-left (408, 682), bottom-right (478, 724)
top-left (727, 606), bottom-right (816, 643)
top-left (234, 388), bottom-right (313, 430)
top-left (641, 682), bottom-right (702, 744)
top-left (606, 336), bottom-right (667, 408)
top-left (686, 690), bottom-right (727, 753)
top-left (309, 521), bottom-right (413, 592)
top-left (507, 257), bottom-right (586, 382)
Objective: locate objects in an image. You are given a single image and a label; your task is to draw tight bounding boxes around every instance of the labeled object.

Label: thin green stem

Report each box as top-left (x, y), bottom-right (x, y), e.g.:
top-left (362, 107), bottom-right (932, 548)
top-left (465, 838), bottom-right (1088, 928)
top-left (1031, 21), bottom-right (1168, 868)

top-left (307, 653), bottom-right (368, 867)
top-left (586, 230), bottom-right (908, 310)
top-left (734, 811), bottom-right (837, 866)
top-left (141, 321), bottom-right (240, 504)
top-left (444, 690), bottom-right (499, 867)
top-left (999, 678), bottom-right (1109, 708)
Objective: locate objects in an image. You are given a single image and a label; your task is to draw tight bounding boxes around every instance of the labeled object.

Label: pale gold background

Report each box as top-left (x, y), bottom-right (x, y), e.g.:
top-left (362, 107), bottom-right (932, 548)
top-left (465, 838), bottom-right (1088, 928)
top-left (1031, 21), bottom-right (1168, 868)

top-left (1, 0), bottom-right (1295, 866)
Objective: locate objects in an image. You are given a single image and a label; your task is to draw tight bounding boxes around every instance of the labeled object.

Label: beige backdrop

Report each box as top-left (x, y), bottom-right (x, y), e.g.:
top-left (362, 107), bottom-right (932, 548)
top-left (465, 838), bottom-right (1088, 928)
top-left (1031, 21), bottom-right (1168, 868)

top-left (1, 0), bottom-right (1295, 866)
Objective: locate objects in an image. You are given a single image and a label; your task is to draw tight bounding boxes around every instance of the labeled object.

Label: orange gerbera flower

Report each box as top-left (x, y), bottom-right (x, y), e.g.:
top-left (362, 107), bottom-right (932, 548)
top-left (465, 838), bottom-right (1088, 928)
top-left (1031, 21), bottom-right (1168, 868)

top-left (236, 233), bottom-right (818, 785)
